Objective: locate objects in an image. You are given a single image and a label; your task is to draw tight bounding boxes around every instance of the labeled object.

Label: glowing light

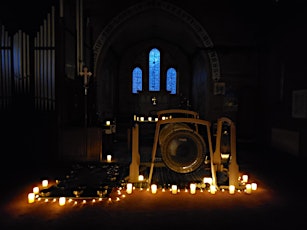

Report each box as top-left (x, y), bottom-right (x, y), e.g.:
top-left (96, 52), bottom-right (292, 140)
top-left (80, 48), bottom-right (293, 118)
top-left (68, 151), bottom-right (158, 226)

top-left (210, 185), bottom-right (217, 194)
top-left (190, 183), bottom-right (196, 194)
top-left (138, 175), bottom-right (144, 181)
top-left (33, 186), bottom-right (39, 194)
top-left (229, 185), bottom-right (235, 194)
top-left (251, 183), bottom-right (257, 190)
top-left (245, 184), bottom-right (252, 194)
top-left (171, 185), bottom-right (178, 194)
top-left (126, 183), bottom-right (133, 194)
top-left (106, 120), bottom-right (111, 126)
top-left (151, 184), bottom-right (157, 194)
top-left (42, 180), bottom-right (48, 188)
top-left (59, 197), bottom-right (66, 206)
top-left (242, 175), bottom-right (248, 183)
top-left (203, 177), bottom-right (213, 185)
top-left (107, 154), bottom-right (112, 162)
top-left (28, 193), bottom-right (35, 203)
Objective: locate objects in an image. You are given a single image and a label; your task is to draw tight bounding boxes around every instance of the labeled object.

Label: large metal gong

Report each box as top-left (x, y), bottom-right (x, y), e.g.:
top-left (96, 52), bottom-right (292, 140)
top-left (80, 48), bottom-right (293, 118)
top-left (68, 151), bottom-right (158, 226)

top-left (159, 123), bottom-right (207, 173)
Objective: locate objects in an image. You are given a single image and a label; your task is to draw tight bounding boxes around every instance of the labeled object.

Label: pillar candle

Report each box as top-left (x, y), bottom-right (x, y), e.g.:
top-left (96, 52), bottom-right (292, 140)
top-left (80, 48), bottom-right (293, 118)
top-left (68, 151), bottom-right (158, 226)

top-left (229, 185), bottom-right (235, 194)
top-left (171, 185), bottom-right (177, 194)
top-left (28, 193), bottom-right (35, 203)
top-left (126, 183), bottom-right (133, 194)
top-left (151, 184), bottom-right (157, 194)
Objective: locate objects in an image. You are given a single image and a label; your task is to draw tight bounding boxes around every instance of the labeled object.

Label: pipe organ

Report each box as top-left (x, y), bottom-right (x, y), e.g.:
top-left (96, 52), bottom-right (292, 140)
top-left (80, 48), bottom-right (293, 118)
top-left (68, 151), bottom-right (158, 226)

top-left (34, 6), bottom-right (56, 111)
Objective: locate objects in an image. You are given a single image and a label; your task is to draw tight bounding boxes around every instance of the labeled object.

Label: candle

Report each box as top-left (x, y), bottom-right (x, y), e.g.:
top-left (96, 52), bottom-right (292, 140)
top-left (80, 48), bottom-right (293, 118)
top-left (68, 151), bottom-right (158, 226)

top-left (171, 185), bottom-right (177, 194)
top-left (33, 186), bottom-right (39, 194)
top-left (251, 183), bottom-right (257, 190)
top-left (59, 197), bottom-right (66, 206)
top-left (242, 175), bottom-right (248, 183)
top-left (210, 185), bottom-right (216, 194)
top-left (107, 154), bottom-right (112, 162)
top-left (229, 185), bottom-right (235, 194)
top-left (245, 184), bottom-right (252, 194)
top-left (140, 117), bottom-right (144, 122)
top-left (148, 117), bottom-right (152, 122)
top-left (106, 120), bottom-right (111, 126)
top-left (190, 183), bottom-right (196, 194)
top-left (42, 180), bottom-right (48, 188)
top-left (138, 175), bottom-right (144, 181)
top-left (151, 184), bottom-right (157, 194)
top-left (28, 193), bottom-right (35, 203)
top-left (203, 177), bottom-right (213, 185)
top-left (126, 183), bottom-right (133, 194)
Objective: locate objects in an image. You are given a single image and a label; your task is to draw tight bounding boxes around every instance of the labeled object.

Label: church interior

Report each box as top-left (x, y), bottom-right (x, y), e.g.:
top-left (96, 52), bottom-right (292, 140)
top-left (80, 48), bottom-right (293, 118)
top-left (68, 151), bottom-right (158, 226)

top-left (1, 0), bottom-right (307, 229)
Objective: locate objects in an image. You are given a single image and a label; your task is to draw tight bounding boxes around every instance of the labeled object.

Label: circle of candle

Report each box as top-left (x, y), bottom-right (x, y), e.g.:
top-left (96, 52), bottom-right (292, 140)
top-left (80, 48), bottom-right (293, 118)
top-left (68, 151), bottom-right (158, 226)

top-left (28, 193), bottom-right (35, 203)
top-left (190, 183), bottom-right (196, 194)
top-left (245, 184), bottom-right (252, 194)
top-left (151, 184), bottom-right (157, 194)
top-left (210, 185), bottom-right (216, 194)
top-left (33, 186), bottom-right (39, 194)
top-left (59, 197), bottom-right (66, 206)
top-left (171, 185), bottom-right (177, 194)
top-left (107, 154), bottom-right (112, 162)
top-left (229, 185), bottom-right (235, 194)
top-left (42, 179), bottom-right (48, 188)
top-left (126, 183), bottom-right (133, 194)
top-left (251, 183), bottom-right (257, 190)
top-left (242, 175), bottom-right (248, 183)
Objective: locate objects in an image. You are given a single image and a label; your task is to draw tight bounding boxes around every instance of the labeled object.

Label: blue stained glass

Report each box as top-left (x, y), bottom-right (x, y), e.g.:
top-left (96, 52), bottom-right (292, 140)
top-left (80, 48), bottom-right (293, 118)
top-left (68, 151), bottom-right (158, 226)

top-left (149, 48), bottom-right (160, 91)
top-left (132, 67), bottom-right (142, 93)
top-left (166, 67), bottom-right (177, 94)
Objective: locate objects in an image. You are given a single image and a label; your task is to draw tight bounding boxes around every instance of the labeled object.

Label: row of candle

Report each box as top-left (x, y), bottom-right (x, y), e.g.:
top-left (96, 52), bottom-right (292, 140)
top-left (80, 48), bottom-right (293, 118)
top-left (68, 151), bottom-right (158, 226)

top-left (125, 182), bottom-right (257, 195)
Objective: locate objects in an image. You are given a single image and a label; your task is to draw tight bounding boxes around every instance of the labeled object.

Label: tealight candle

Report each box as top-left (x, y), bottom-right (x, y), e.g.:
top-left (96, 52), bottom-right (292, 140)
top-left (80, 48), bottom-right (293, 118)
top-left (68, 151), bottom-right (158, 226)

top-left (138, 175), bottom-right (144, 181)
top-left (151, 184), bottom-right (157, 194)
top-left (245, 184), bottom-right (252, 194)
top-left (171, 185), bottom-right (178, 194)
top-left (203, 177), bottom-right (213, 185)
top-left (229, 185), bottom-right (235, 194)
top-left (107, 154), bottom-right (112, 162)
top-left (33, 186), bottom-right (39, 194)
top-left (190, 183), bottom-right (196, 194)
top-left (59, 197), bottom-right (66, 206)
top-left (28, 193), bottom-right (35, 203)
top-left (42, 179), bottom-right (48, 188)
top-left (210, 185), bottom-right (216, 194)
top-left (126, 183), bottom-right (133, 194)
top-left (251, 183), bottom-right (257, 190)
top-left (242, 175), bottom-right (248, 183)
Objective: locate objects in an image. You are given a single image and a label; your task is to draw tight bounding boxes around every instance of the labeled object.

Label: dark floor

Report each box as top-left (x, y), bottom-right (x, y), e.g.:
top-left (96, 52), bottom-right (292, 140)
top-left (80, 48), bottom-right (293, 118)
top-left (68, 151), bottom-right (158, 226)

top-left (1, 139), bottom-right (306, 230)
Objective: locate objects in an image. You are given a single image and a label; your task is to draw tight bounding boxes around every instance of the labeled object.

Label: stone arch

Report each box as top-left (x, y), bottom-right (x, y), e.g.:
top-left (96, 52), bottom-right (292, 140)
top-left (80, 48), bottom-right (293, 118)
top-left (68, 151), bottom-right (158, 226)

top-left (93, 0), bottom-right (220, 81)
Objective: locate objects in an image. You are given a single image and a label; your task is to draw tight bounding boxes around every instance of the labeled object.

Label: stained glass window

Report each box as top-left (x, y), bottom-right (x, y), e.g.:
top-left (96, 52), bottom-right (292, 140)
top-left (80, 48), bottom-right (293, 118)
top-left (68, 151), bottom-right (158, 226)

top-left (132, 67), bottom-right (142, 94)
top-left (166, 67), bottom-right (177, 94)
top-left (149, 48), bottom-right (160, 91)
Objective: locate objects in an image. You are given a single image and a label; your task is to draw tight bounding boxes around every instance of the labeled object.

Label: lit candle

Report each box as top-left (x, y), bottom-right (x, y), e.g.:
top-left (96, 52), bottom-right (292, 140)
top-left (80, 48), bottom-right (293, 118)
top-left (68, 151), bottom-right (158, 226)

top-left (59, 197), bottom-right (66, 206)
top-left (245, 184), bottom-right (252, 194)
top-left (28, 193), bottom-right (35, 203)
top-left (140, 117), bottom-right (144, 122)
top-left (155, 118), bottom-right (158, 122)
top-left (138, 175), bottom-right (144, 181)
top-left (126, 183), bottom-right (133, 194)
top-left (106, 120), bottom-right (111, 126)
top-left (251, 183), bottom-right (257, 190)
top-left (229, 185), bottom-right (235, 194)
top-left (210, 185), bottom-right (216, 194)
top-left (33, 186), bottom-right (39, 194)
top-left (171, 185), bottom-right (177, 194)
top-left (42, 179), bottom-right (48, 188)
top-left (148, 117), bottom-right (152, 122)
top-left (203, 177), bottom-right (213, 185)
top-left (242, 175), bottom-right (248, 183)
top-left (151, 184), bottom-right (157, 194)
top-left (107, 154), bottom-right (112, 162)
top-left (190, 183), bottom-right (196, 194)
